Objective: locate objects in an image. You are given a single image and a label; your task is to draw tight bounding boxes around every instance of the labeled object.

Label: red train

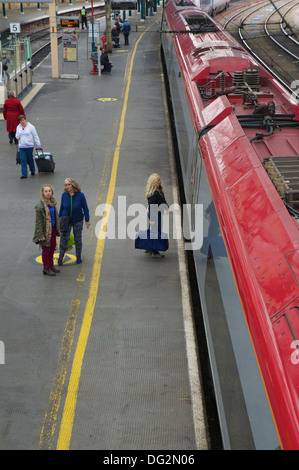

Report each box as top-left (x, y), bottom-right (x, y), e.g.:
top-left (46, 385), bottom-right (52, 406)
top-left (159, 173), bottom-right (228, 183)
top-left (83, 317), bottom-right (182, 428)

top-left (161, 0), bottom-right (299, 450)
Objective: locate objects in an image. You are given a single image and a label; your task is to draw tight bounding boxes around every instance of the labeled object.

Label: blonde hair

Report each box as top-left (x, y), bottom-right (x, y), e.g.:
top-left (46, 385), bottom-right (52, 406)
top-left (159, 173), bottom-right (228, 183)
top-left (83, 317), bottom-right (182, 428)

top-left (145, 173), bottom-right (163, 199)
top-left (64, 177), bottom-right (81, 193)
top-left (40, 184), bottom-right (57, 205)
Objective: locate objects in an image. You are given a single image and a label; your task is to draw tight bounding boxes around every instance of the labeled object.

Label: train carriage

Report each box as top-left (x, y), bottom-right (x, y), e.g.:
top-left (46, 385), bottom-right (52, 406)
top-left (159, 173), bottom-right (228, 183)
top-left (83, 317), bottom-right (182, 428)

top-left (161, 0), bottom-right (299, 449)
top-left (200, 0), bottom-right (230, 16)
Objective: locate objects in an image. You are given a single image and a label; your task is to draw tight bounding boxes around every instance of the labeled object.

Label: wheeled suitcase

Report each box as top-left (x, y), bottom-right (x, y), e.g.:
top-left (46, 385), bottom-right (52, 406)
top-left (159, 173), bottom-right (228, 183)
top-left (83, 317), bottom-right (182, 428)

top-left (34, 149), bottom-right (55, 173)
top-left (135, 229), bottom-right (169, 252)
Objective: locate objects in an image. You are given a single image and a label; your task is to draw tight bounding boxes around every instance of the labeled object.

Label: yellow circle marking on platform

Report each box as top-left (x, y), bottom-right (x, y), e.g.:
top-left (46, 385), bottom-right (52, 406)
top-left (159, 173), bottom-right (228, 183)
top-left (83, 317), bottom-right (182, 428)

top-left (35, 253), bottom-right (76, 265)
top-left (97, 98), bottom-right (117, 102)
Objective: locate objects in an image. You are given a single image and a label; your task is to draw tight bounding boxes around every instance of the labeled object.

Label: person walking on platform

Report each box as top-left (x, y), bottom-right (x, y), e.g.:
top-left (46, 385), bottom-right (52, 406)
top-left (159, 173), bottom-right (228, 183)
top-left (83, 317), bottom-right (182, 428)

top-left (122, 19), bottom-right (131, 45)
top-left (3, 91), bottom-right (24, 144)
top-left (33, 184), bottom-right (61, 276)
top-left (58, 178), bottom-right (90, 265)
top-left (15, 115), bottom-right (42, 179)
top-left (81, 6), bottom-right (88, 30)
top-left (145, 173), bottom-right (169, 258)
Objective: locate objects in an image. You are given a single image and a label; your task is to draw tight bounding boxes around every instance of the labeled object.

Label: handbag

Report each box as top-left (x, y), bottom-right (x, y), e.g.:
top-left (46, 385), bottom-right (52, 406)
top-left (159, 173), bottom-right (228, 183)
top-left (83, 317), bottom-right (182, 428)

top-left (59, 193), bottom-right (77, 233)
top-left (16, 151), bottom-right (20, 165)
top-left (56, 233), bottom-right (74, 251)
top-left (135, 229), bottom-right (169, 252)
top-left (59, 215), bottom-right (70, 233)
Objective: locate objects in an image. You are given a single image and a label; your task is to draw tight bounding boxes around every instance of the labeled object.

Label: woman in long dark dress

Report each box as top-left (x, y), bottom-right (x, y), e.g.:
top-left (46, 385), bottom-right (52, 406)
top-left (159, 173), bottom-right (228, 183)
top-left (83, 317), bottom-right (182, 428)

top-left (145, 173), bottom-right (169, 258)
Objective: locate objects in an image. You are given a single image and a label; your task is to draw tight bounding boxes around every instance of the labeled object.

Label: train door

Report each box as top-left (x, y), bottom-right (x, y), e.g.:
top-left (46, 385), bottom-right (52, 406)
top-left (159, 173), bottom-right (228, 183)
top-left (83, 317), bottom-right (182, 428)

top-left (200, 0), bottom-right (230, 16)
top-left (161, 11), bottom-right (173, 72)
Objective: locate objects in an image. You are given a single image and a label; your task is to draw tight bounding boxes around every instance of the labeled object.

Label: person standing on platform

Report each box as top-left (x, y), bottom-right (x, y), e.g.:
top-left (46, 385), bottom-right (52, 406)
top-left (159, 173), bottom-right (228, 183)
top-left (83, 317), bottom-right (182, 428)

top-left (81, 6), bottom-right (88, 30)
top-left (115, 17), bottom-right (122, 33)
top-left (58, 178), bottom-right (90, 266)
top-left (148, 0), bottom-right (154, 15)
top-left (145, 173), bottom-right (169, 258)
top-left (3, 91), bottom-right (24, 144)
top-left (15, 115), bottom-right (42, 179)
top-left (2, 64), bottom-right (10, 94)
top-left (112, 26), bottom-right (120, 47)
top-left (122, 19), bottom-right (131, 45)
top-left (33, 184), bottom-right (61, 276)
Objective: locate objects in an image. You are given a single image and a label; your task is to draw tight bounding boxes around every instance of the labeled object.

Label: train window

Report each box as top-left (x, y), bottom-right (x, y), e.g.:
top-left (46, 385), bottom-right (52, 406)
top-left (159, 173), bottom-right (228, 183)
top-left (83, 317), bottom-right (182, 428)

top-left (189, 131), bottom-right (201, 231)
top-left (184, 14), bottom-right (217, 32)
top-left (174, 0), bottom-right (195, 6)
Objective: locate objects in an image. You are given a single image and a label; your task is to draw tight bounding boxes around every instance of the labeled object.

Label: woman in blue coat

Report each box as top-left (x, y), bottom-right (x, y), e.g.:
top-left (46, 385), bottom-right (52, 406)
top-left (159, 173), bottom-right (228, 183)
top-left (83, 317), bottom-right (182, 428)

top-left (58, 178), bottom-right (90, 265)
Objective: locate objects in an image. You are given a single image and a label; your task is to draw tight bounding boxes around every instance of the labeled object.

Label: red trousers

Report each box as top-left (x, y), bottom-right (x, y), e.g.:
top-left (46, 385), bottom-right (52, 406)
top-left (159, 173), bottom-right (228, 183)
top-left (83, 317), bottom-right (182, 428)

top-left (42, 227), bottom-right (56, 270)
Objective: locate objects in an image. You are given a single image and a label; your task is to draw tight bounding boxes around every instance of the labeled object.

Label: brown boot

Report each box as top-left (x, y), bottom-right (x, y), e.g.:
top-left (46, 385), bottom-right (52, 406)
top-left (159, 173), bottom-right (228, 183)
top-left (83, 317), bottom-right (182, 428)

top-left (51, 266), bottom-right (60, 273)
top-left (43, 269), bottom-right (56, 276)
top-left (151, 253), bottom-right (165, 258)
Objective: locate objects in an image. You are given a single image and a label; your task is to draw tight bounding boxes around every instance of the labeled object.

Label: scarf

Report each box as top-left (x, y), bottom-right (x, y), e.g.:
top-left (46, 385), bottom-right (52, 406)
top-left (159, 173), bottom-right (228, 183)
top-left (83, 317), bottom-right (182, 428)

top-left (41, 197), bottom-right (59, 243)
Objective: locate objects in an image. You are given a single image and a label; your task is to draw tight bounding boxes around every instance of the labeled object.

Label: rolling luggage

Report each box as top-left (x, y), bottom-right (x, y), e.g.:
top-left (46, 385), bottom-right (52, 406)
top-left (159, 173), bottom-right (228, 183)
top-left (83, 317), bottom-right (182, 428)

top-left (135, 229), bottom-right (169, 252)
top-left (34, 149), bottom-right (55, 173)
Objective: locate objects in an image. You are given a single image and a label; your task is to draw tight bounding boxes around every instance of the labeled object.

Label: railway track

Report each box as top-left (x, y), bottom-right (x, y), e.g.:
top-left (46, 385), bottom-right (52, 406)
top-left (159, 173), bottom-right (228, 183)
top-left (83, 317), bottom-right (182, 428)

top-left (5, 0), bottom-right (299, 95)
top-left (7, 6), bottom-right (106, 69)
top-left (218, 0), bottom-right (299, 98)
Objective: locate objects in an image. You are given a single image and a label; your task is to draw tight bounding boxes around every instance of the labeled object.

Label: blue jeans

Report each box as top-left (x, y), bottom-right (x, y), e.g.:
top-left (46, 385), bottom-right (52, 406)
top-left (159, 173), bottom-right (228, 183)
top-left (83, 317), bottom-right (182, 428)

top-left (19, 147), bottom-right (35, 177)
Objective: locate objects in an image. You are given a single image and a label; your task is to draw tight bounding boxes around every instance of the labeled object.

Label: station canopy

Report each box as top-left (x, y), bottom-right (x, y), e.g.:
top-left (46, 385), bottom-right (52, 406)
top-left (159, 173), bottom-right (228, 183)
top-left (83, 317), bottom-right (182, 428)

top-left (111, 1), bottom-right (137, 9)
top-left (2, 0), bottom-right (54, 2)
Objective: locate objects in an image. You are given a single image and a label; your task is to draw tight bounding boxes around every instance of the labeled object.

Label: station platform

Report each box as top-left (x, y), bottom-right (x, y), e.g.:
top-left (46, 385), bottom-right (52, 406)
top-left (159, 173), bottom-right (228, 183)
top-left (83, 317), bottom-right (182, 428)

top-left (0, 0), bottom-right (103, 33)
top-left (0, 5), bottom-right (208, 452)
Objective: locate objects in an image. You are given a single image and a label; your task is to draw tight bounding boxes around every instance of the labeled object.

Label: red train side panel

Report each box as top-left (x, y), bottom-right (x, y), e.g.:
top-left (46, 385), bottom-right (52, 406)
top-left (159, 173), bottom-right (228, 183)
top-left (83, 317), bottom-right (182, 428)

top-left (163, 0), bottom-right (299, 449)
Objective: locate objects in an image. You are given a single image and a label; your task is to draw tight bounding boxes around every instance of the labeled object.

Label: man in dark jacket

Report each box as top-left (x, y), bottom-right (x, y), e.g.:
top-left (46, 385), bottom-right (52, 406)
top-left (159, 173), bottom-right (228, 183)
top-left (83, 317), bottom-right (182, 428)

top-left (112, 26), bottom-right (120, 47)
top-left (100, 47), bottom-right (112, 73)
top-left (81, 6), bottom-right (87, 29)
top-left (122, 19), bottom-right (131, 45)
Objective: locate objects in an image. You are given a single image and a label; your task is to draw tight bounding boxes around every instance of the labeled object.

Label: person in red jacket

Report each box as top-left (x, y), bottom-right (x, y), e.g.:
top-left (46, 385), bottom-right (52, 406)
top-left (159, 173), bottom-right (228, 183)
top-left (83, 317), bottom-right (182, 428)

top-left (3, 91), bottom-right (25, 144)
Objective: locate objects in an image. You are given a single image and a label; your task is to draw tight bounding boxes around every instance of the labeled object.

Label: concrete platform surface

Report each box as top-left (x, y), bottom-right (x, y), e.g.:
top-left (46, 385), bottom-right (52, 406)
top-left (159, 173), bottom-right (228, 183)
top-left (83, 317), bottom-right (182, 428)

top-left (0, 6), bottom-right (207, 452)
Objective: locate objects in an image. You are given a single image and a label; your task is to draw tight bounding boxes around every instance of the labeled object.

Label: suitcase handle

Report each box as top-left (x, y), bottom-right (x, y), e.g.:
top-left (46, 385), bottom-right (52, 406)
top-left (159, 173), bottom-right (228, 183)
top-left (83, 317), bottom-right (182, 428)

top-left (35, 148), bottom-right (43, 157)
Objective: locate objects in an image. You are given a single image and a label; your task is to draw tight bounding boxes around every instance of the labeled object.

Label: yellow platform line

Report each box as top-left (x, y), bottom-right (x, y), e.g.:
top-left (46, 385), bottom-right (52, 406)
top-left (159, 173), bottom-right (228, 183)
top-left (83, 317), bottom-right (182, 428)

top-left (38, 151), bottom-right (112, 450)
top-left (56, 22), bottom-right (157, 451)
top-left (22, 82), bottom-right (45, 107)
top-left (0, 82), bottom-right (45, 119)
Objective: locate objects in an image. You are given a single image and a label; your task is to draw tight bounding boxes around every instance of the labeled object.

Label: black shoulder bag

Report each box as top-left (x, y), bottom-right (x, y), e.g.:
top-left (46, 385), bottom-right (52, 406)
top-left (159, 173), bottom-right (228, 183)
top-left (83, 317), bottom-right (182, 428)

top-left (59, 193), bottom-right (77, 233)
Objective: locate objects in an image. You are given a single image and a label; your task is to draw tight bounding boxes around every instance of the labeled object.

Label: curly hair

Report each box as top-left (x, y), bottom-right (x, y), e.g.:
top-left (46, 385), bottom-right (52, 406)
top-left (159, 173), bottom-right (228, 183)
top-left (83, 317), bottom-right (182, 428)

top-left (145, 173), bottom-right (163, 199)
top-left (64, 177), bottom-right (81, 193)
